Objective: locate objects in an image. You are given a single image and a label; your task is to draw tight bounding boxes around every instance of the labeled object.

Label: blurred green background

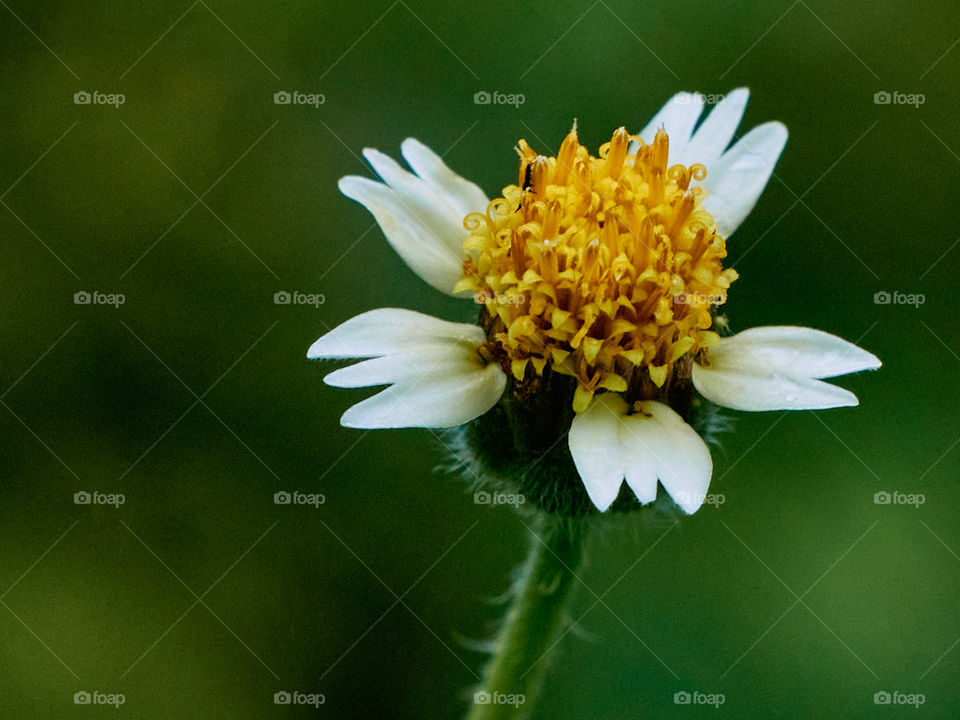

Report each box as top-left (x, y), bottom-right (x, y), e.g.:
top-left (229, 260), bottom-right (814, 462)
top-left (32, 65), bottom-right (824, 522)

top-left (1, 0), bottom-right (958, 717)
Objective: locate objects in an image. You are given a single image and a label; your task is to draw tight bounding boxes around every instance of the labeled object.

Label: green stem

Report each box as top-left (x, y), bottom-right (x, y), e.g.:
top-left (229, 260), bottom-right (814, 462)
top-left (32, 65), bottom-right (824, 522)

top-left (466, 513), bottom-right (585, 720)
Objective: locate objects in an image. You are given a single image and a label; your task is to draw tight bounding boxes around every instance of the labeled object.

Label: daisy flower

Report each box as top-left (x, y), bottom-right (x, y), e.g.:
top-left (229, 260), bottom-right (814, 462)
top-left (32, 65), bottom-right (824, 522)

top-left (309, 88), bottom-right (880, 515)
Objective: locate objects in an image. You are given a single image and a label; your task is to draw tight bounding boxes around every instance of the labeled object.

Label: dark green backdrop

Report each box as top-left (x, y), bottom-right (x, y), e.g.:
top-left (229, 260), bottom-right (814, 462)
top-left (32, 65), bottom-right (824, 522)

top-left (1, 0), bottom-right (958, 717)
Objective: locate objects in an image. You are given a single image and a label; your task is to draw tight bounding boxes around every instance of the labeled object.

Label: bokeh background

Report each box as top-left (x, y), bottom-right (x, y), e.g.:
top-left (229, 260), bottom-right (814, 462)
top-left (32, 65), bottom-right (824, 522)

top-left (1, 0), bottom-right (958, 717)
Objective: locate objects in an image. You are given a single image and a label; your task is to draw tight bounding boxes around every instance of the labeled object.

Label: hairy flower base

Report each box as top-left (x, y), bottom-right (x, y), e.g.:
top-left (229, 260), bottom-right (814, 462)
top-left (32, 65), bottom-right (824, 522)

top-left (456, 126), bottom-right (737, 412)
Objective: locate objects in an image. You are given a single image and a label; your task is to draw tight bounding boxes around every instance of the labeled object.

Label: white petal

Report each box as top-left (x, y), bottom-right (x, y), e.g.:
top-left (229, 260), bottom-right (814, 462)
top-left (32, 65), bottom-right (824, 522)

top-left (674, 88), bottom-right (750, 168)
top-left (565, 394), bottom-right (630, 511)
top-left (338, 176), bottom-right (464, 293)
top-left (708, 326), bottom-right (881, 379)
top-left (362, 148), bottom-right (469, 246)
top-left (339, 140), bottom-right (488, 296)
top-left (361, 149), bottom-right (460, 245)
top-left (400, 138), bottom-right (489, 220)
top-left (308, 309), bottom-right (505, 429)
top-left (642, 402), bottom-right (714, 514)
top-left (637, 91), bottom-right (704, 155)
top-left (691, 325), bottom-right (879, 411)
top-left (308, 308), bottom-right (485, 359)
top-left (699, 121), bottom-right (788, 237)
top-left (568, 394), bottom-right (713, 514)
top-left (692, 364), bottom-right (859, 411)
top-left (322, 343), bottom-right (467, 387)
top-left (338, 349), bottom-right (505, 429)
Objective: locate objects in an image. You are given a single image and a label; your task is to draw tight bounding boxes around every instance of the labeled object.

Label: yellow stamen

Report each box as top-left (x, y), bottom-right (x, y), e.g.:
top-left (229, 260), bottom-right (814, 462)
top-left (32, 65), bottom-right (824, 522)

top-left (460, 126), bottom-right (733, 410)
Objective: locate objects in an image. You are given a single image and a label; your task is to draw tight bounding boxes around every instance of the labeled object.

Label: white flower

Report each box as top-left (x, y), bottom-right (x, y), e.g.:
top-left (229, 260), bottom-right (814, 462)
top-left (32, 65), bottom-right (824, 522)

top-left (310, 89), bottom-right (880, 515)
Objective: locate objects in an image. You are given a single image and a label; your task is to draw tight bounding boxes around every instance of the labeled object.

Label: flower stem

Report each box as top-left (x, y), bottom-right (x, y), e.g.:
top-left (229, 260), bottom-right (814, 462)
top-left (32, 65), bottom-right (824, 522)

top-left (467, 513), bottom-right (585, 720)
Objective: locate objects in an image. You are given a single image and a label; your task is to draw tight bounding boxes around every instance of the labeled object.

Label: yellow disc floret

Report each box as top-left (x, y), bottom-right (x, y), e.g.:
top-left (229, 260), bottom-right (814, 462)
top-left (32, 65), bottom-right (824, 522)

top-left (455, 125), bottom-right (738, 413)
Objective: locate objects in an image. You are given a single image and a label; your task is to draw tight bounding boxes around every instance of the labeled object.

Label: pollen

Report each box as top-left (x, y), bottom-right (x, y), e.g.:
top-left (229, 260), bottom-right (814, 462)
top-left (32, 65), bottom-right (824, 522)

top-left (455, 126), bottom-right (738, 413)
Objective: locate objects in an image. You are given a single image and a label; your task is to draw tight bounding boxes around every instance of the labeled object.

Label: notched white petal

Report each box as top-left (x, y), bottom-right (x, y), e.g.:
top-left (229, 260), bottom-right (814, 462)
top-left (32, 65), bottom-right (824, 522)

top-left (629, 89), bottom-right (786, 237)
top-left (307, 308), bottom-right (485, 359)
top-left (338, 350), bottom-right (505, 429)
top-left (692, 325), bottom-right (879, 411)
top-left (712, 326), bottom-right (881, 378)
top-left (566, 394), bottom-right (629, 511)
top-left (637, 91), bottom-right (704, 154)
top-left (568, 394), bottom-right (713, 514)
top-left (340, 140), bottom-right (488, 296)
top-left (322, 343), bottom-right (460, 387)
top-left (675, 87), bottom-right (750, 167)
top-left (699, 121), bottom-right (788, 237)
top-left (308, 309), bottom-right (504, 429)
top-left (338, 175), bottom-right (464, 293)
top-left (692, 364), bottom-right (859, 411)
top-left (400, 138), bottom-right (489, 220)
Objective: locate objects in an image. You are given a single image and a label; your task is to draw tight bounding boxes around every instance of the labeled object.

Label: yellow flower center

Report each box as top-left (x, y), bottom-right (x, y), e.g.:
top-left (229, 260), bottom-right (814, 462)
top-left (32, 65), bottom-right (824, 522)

top-left (455, 125), bottom-right (738, 412)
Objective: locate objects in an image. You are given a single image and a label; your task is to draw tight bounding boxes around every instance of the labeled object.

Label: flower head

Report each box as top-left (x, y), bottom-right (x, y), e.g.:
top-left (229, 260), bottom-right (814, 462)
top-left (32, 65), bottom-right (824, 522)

top-left (454, 124), bottom-right (737, 413)
top-left (310, 89), bottom-right (880, 515)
